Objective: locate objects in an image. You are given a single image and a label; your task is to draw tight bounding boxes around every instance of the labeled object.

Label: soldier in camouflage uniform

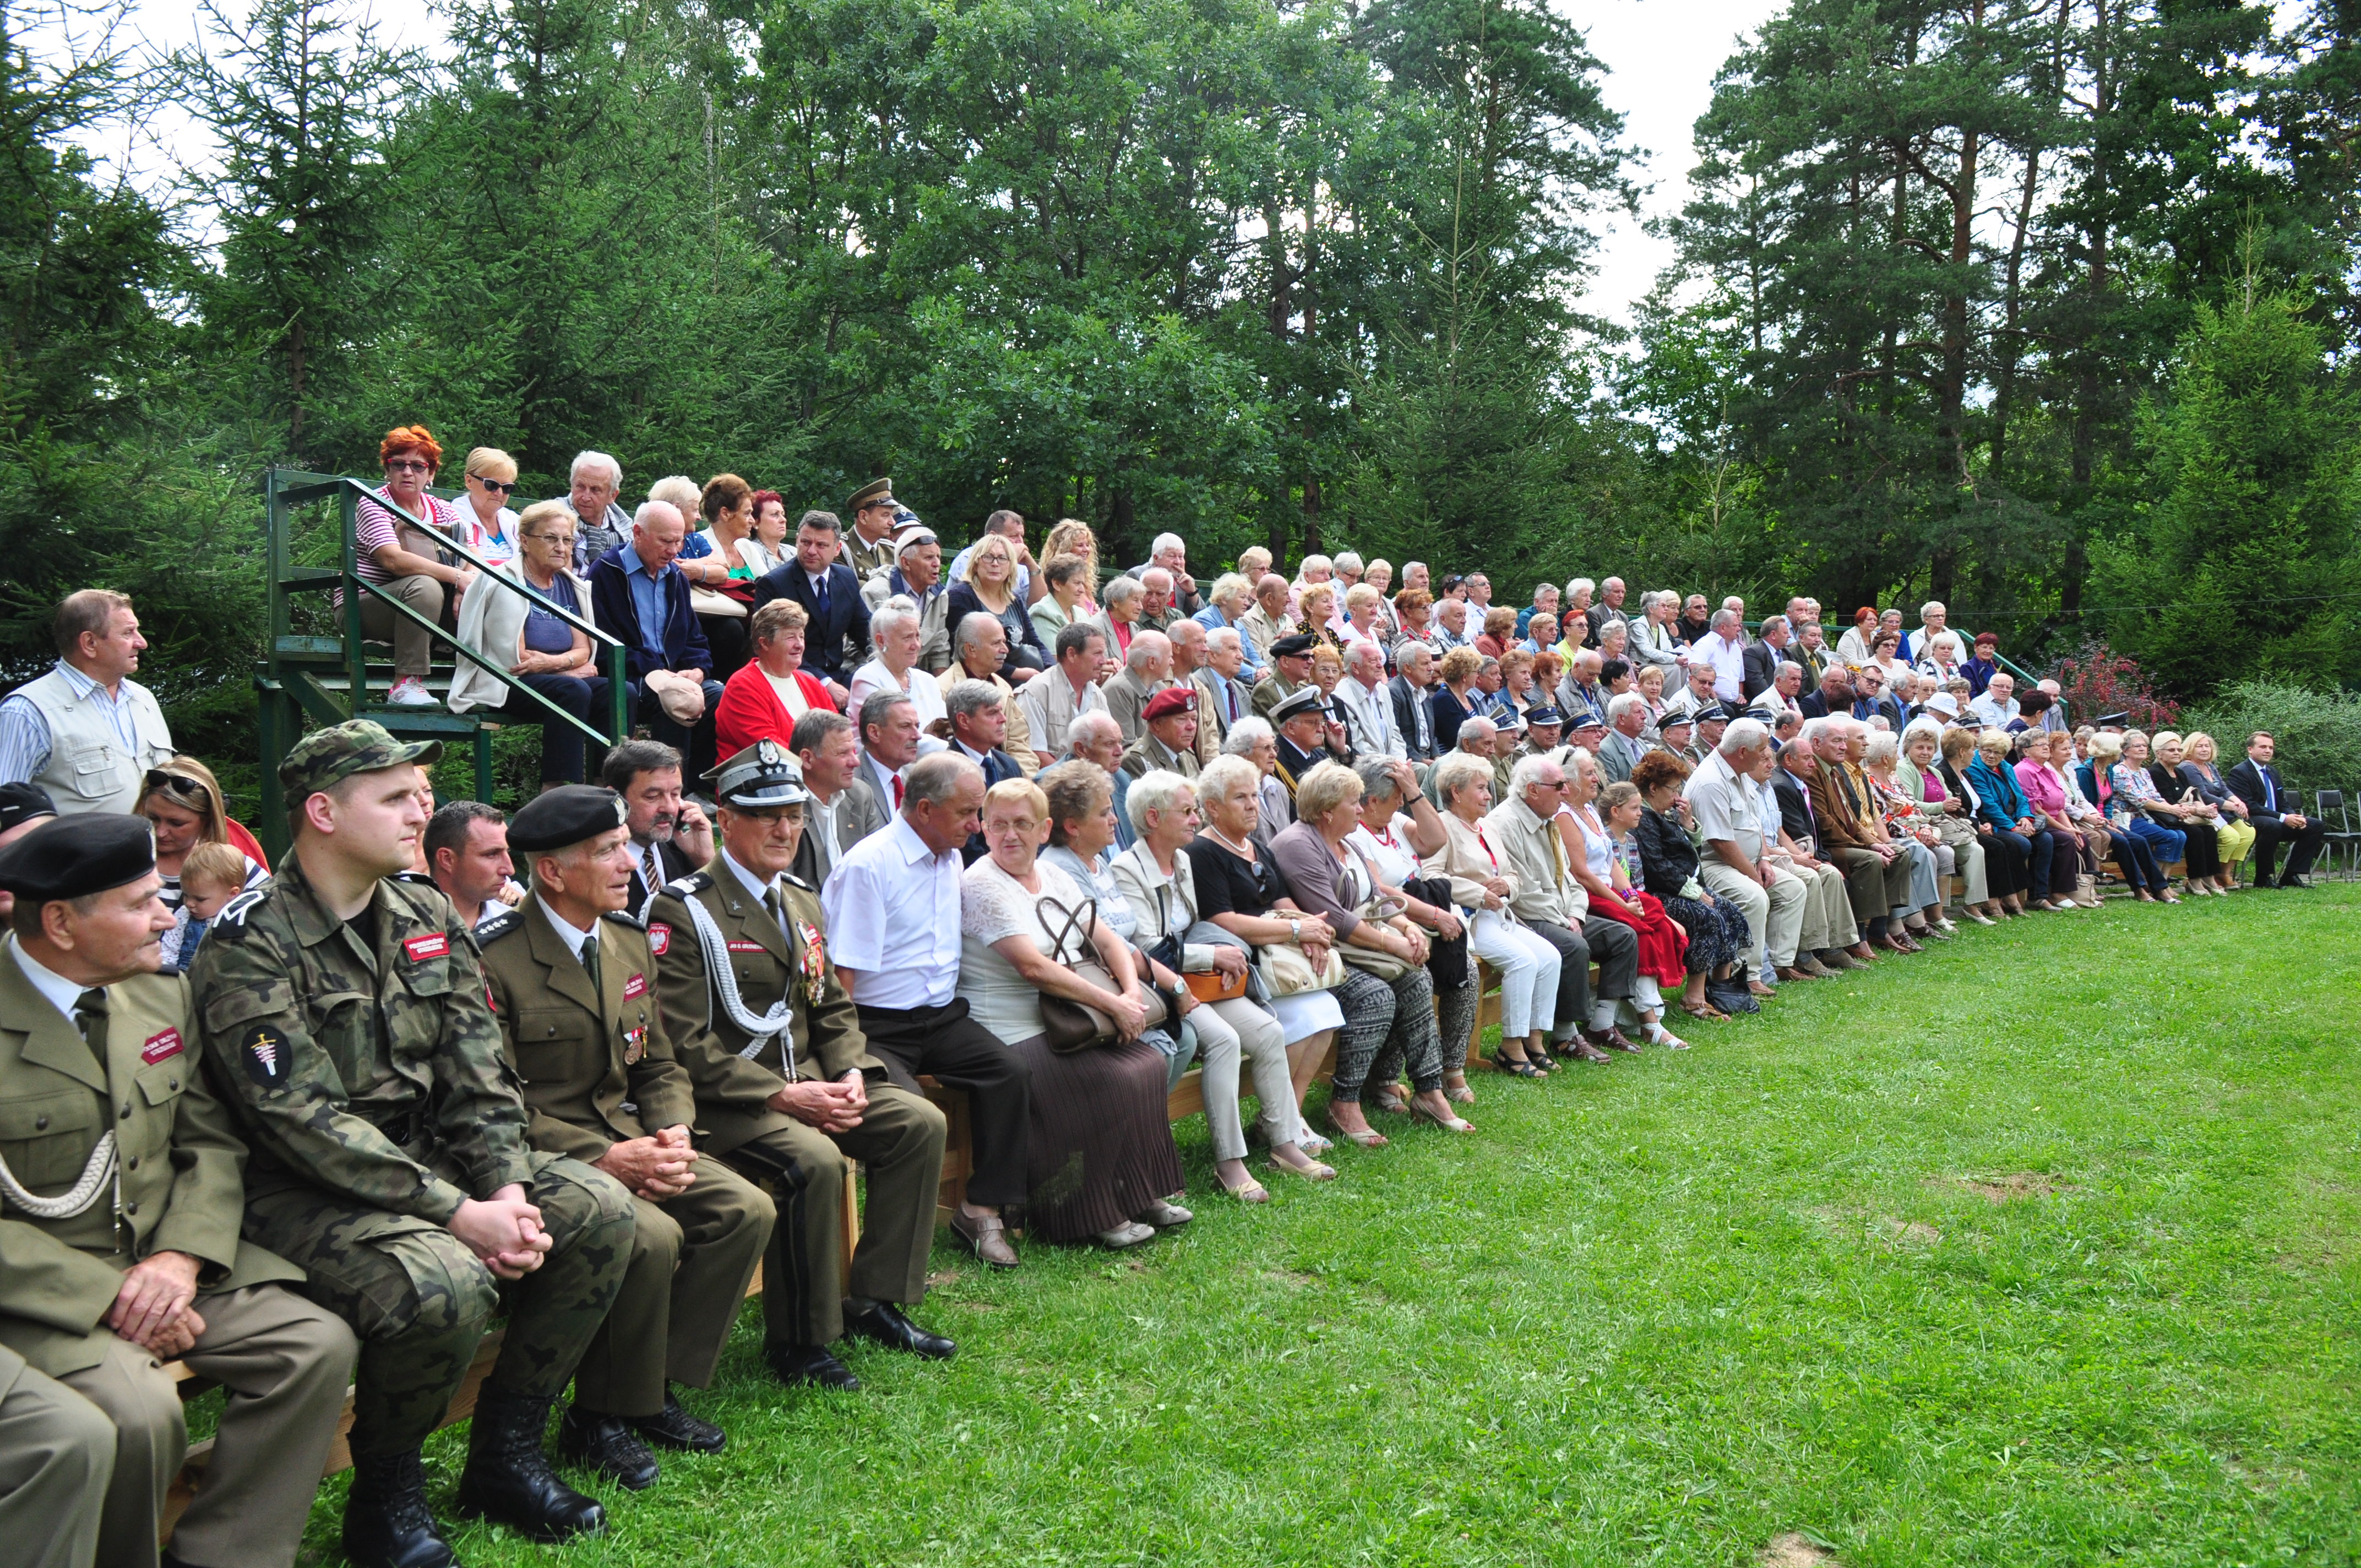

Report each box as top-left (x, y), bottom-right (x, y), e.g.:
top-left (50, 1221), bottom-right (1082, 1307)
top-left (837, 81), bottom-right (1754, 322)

top-left (189, 721), bottom-right (636, 1568)
top-left (650, 742), bottom-right (952, 1391)
top-left (478, 785), bottom-right (771, 1490)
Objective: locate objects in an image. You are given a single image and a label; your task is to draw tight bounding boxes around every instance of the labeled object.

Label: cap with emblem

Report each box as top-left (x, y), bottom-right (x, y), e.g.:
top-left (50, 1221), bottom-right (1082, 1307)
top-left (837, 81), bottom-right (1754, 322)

top-left (1698, 703), bottom-right (1734, 726)
top-left (1568, 711), bottom-right (1607, 733)
top-left (847, 477), bottom-right (894, 513)
top-left (0, 782), bottom-right (56, 836)
top-left (703, 739), bottom-right (810, 809)
top-left (1660, 711), bottom-right (1695, 734)
top-left (508, 785), bottom-right (630, 853)
top-left (1141, 686), bottom-right (1196, 723)
top-left (278, 718), bottom-right (443, 804)
top-left (2095, 711), bottom-right (2130, 729)
top-left (0, 813), bottom-right (155, 903)
top-left (1270, 634), bottom-right (1317, 660)
top-left (1524, 705), bottom-right (1563, 728)
top-left (1270, 687), bottom-right (1327, 725)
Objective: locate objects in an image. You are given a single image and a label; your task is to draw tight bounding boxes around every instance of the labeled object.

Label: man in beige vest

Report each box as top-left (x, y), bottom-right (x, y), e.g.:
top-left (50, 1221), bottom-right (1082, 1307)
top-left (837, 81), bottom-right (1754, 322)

top-left (0, 815), bottom-right (353, 1568)
top-left (0, 591), bottom-right (176, 818)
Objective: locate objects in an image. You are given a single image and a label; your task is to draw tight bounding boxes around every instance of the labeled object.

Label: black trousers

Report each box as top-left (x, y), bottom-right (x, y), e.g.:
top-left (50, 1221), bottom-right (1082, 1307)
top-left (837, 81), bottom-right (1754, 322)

top-left (856, 998), bottom-right (1032, 1209)
top-left (2251, 816), bottom-right (2327, 884)
top-left (1527, 914), bottom-right (1637, 1034)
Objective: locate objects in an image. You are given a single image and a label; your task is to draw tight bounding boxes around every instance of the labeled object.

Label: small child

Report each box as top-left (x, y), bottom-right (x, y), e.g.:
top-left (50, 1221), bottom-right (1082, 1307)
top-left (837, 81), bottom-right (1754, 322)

top-left (168, 840), bottom-right (254, 973)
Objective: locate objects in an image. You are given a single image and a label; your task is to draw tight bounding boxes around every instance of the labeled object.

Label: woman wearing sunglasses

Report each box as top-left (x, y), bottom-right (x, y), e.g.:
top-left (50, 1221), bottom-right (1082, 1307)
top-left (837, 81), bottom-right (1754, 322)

top-left (455, 446), bottom-right (522, 570)
top-left (136, 756), bottom-right (269, 967)
top-left (348, 424), bottom-right (477, 707)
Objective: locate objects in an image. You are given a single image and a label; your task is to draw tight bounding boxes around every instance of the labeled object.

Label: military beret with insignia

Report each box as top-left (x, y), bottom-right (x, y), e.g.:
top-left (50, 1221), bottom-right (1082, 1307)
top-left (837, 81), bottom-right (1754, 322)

top-left (509, 785), bottom-right (629, 853)
top-left (0, 813), bottom-right (154, 903)
top-left (1270, 634), bottom-right (1318, 658)
top-left (1141, 685), bottom-right (1196, 722)
top-left (0, 782), bottom-right (56, 836)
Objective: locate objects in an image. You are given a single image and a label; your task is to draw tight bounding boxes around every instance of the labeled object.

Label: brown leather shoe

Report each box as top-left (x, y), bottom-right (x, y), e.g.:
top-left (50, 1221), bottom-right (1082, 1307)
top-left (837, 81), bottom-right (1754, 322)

top-left (1747, 978), bottom-right (1778, 998)
top-left (1847, 942), bottom-right (1879, 962)
top-left (1870, 933), bottom-right (1907, 953)
top-left (950, 1209), bottom-right (1018, 1268)
top-left (1814, 950), bottom-right (1856, 972)
top-left (1569, 1038), bottom-right (1614, 1063)
top-left (1587, 1026), bottom-right (1643, 1054)
top-left (1775, 965), bottom-right (1816, 983)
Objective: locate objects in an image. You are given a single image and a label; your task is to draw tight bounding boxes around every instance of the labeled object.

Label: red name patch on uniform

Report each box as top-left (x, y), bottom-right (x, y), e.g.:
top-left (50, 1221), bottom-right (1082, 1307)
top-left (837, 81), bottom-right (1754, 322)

top-left (647, 923), bottom-right (670, 955)
top-left (622, 972), bottom-right (647, 1000)
top-left (140, 1028), bottom-right (184, 1064)
top-left (402, 933), bottom-right (450, 962)
top-left (726, 940), bottom-right (766, 954)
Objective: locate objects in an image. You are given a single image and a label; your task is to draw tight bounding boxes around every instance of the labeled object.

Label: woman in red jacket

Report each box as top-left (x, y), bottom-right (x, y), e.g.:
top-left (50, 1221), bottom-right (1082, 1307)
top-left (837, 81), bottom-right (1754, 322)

top-left (715, 598), bottom-right (840, 755)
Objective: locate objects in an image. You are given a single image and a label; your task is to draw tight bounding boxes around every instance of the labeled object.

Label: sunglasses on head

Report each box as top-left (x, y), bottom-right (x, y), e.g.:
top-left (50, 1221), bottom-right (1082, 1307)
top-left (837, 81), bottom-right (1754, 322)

top-left (144, 769), bottom-right (210, 805)
top-left (471, 475), bottom-right (517, 494)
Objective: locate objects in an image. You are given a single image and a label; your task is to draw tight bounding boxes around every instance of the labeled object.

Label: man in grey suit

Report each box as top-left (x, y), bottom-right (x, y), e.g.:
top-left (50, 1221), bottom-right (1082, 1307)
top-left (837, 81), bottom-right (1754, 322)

top-left (790, 709), bottom-right (885, 888)
top-left (1101, 629), bottom-right (1173, 743)
top-left (1195, 625), bottom-right (1254, 745)
top-left (1597, 692), bottom-right (1651, 784)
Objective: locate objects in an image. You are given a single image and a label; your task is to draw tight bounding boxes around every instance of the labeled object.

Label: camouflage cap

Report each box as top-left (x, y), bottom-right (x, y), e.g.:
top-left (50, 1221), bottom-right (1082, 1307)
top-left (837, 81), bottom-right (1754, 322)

top-left (279, 720), bottom-right (444, 802)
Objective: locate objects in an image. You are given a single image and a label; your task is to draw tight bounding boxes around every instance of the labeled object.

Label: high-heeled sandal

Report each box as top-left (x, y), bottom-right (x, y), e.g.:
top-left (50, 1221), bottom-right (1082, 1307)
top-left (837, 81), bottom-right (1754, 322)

top-left (1323, 1108), bottom-right (1389, 1148)
top-left (1371, 1086), bottom-right (1412, 1115)
top-left (1216, 1170), bottom-right (1270, 1202)
top-left (1444, 1074), bottom-right (1478, 1104)
top-left (1408, 1099), bottom-right (1475, 1134)
top-left (1268, 1154), bottom-right (1337, 1182)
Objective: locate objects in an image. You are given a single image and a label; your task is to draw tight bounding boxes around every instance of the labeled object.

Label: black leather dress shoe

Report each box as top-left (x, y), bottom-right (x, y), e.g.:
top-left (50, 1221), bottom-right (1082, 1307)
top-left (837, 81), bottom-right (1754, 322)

top-left (554, 1404), bottom-right (661, 1491)
top-left (844, 1301), bottom-right (957, 1360)
top-left (2281, 874), bottom-right (2313, 888)
top-left (768, 1343), bottom-right (862, 1390)
top-left (632, 1389), bottom-right (726, 1453)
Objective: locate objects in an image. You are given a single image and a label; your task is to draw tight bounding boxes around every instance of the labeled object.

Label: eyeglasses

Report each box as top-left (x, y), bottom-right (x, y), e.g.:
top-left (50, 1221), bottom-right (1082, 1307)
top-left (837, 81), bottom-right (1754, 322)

top-left (385, 458), bottom-right (434, 473)
top-left (143, 769), bottom-right (210, 807)
top-left (471, 475), bottom-right (516, 494)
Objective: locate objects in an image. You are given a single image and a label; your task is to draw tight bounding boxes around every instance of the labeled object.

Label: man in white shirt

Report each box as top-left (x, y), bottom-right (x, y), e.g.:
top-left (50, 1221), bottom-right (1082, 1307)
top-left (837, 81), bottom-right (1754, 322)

top-left (1331, 639), bottom-right (1403, 759)
top-left (1968, 672), bottom-right (2021, 729)
top-left (1684, 718), bottom-right (1802, 990)
top-left (0, 589), bottom-right (176, 815)
top-left (820, 753), bottom-right (1027, 1268)
top-left (426, 800), bottom-right (519, 930)
top-left (1690, 608), bottom-right (1750, 704)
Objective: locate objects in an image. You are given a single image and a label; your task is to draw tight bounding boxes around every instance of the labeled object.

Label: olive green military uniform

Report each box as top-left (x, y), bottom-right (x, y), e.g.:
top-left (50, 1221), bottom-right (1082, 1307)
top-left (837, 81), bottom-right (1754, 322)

top-left (0, 1342), bottom-right (112, 1568)
top-left (1249, 671), bottom-right (1305, 723)
top-left (650, 861), bottom-right (945, 1351)
top-left (1, 946), bottom-right (353, 1568)
top-left (479, 899), bottom-right (772, 1419)
top-left (189, 856), bottom-right (635, 1460)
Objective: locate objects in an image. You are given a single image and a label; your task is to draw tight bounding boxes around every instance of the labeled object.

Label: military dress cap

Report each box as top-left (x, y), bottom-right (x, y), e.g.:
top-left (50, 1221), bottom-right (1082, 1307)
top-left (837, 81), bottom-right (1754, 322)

top-left (1270, 687), bottom-right (1328, 725)
top-left (1141, 686), bottom-right (1196, 723)
top-left (0, 781), bottom-right (56, 834)
top-left (1568, 711), bottom-right (1608, 733)
top-left (847, 477), bottom-right (895, 513)
top-left (279, 718), bottom-right (444, 802)
top-left (703, 739), bottom-right (810, 809)
top-left (1270, 634), bottom-right (1318, 659)
top-left (1524, 705), bottom-right (1564, 728)
top-left (508, 784), bottom-right (630, 853)
top-left (1698, 703), bottom-right (1734, 726)
top-left (0, 813), bottom-right (155, 902)
top-left (2096, 711), bottom-right (2131, 729)
top-left (1660, 710), bottom-right (1696, 733)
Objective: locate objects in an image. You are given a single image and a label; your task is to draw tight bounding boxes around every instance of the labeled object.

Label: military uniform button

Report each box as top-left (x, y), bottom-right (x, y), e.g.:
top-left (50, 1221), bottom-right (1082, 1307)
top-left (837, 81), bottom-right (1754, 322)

top-left (33, 1114), bottom-right (48, 1131)
top-left (124, 1201), bottom-right (138, 1216)
top-left (128, 1156), bottom-right (139, 1171)
top-left (120, 1103), bottom-right (132, 1120)
top-left (168, 1077), bottom-right (179, 1091)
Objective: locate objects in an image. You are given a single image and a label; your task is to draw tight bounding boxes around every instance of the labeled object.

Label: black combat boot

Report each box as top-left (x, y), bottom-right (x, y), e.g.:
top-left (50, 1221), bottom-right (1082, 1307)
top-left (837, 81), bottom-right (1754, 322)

top-left (341, 1447), bottom-right (459, 1568)
top-left (558, 1401), bottom-right (662, 1489)
top-left (454, 1389), bottom-right (607, 1541)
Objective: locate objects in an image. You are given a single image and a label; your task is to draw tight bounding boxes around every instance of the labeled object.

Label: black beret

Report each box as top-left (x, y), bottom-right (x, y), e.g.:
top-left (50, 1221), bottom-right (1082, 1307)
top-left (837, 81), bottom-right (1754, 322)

top-left (1270, 634), bottom-right (1318, 658)
top-left (508, 785), bottom-right (629, 853)
top-left (0, 782), bottom-right (56, 836)
top-left (0, 814), bottom-right (155, 902)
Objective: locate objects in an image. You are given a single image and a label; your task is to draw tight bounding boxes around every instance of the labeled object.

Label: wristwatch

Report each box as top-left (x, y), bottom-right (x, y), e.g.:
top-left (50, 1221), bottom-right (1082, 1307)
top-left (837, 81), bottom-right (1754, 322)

top-left (1288, 918), bottom-right (1302, 943)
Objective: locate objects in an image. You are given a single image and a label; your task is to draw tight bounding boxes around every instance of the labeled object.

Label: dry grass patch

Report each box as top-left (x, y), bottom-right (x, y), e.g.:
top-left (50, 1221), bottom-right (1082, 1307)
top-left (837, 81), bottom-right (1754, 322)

top-left (1759, 1532), bottom-right (1838, 1567)
top-left (1951, 1172), bottom-right (2068, 1204)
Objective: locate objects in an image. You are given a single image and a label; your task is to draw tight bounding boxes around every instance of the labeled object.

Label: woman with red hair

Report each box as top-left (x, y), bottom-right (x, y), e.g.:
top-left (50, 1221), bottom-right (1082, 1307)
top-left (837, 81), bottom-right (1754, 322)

top-left (348, 424), bottom-right (476, 706)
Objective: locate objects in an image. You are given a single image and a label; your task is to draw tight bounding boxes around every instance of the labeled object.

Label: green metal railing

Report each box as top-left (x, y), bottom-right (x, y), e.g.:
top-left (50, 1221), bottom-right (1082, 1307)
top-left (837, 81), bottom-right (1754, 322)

top-left (255, 469), bottom-right (630, 856)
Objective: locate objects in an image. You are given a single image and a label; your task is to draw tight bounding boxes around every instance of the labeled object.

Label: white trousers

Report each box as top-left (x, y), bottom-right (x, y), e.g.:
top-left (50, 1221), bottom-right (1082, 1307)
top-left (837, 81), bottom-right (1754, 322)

top-left (1466, 907), bottom-right (1562, 1038)
top-left (1191, 995), bottom-right (1299, 1160)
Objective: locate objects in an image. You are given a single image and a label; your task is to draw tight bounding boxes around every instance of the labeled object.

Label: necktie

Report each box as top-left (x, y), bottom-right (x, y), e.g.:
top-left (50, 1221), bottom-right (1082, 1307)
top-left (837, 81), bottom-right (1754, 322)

top-left (2264, 770), bottom-right (2276, 812)
top-left (763, 885), bottom-right (790, 941)
top-left (891, 774), bottom-right (905, 810)
top-left (813, 571), bottom-right (830, 618)
top-left (580, 930), bottom-right (603, 997)
top-left (73, 988), bottom-right (107, 1068)
top-left (642, 842), bottom-right (660, 898)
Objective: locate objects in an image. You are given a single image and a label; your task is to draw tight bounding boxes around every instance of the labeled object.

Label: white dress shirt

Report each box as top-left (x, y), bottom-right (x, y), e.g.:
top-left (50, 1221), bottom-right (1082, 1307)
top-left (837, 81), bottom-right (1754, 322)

top-left (819, 816), bottom-right (964, 1009)
top-left (1693, 631), bottom-right (1748, 703)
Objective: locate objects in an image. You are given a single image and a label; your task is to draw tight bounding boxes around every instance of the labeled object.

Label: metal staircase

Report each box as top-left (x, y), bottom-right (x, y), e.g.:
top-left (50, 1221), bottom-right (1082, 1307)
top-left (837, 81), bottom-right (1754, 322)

top-left (253, 469), bottom-right (628, 859)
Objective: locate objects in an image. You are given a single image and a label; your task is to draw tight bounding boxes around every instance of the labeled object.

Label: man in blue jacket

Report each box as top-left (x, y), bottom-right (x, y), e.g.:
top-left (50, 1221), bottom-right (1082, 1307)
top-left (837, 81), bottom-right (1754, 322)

top-left (590, 500), bottom-right (723, 764)
top-left (750, 510), bottom-right (868, 698)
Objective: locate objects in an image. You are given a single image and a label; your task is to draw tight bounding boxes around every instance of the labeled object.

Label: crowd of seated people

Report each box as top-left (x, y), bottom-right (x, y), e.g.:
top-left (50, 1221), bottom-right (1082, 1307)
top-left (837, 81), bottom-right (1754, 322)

top-left (2, 435), bottom-right (2348, 1568)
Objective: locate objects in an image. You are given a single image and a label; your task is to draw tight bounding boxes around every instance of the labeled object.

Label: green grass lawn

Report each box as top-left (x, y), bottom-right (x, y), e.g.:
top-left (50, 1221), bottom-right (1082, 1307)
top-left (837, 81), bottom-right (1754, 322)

top-left (296, 884), bottom-right (2361, 1565)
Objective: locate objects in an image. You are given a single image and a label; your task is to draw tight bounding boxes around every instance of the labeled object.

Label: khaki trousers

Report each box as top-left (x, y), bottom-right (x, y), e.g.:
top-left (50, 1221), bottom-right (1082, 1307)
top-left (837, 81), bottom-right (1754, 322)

top-left (1770, 858), bottom-right (1851, 954)
top-left (357, 571), bottom-right (447, 677)
top-left (573, 1158), bottom-right (774, 1418)
top-left (0, 1354), bottom-right (113, 1568)
top-left (57, 1284), bottom-right (355, 1568)
top-left (721, 1085), bottom-right (946, 1350)
top-left (1699, 862), bottom-right (1804, 970)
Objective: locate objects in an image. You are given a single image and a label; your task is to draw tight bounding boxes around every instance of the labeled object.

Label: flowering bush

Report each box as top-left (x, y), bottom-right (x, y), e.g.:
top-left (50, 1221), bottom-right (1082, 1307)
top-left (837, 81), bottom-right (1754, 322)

top-left (2047, 640), bottom-right (2180, 731)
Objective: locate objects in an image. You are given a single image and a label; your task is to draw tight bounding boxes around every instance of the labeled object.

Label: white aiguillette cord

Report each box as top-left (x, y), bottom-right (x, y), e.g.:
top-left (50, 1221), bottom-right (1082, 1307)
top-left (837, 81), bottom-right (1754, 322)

top-left (676, 889), bottom-right (800, 1077)
top-left (0, 1131), bottom-right (117, 1219)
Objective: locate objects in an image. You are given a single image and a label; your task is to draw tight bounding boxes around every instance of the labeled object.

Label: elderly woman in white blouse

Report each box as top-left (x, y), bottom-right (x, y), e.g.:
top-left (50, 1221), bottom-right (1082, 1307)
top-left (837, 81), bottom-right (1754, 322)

top-left (1113, 770), bottom-right (1335, 1201)
top-left (1348, 757), bottom-right (1479, 1103)
top-left (1421, 751), bottom-right (1563, 1077)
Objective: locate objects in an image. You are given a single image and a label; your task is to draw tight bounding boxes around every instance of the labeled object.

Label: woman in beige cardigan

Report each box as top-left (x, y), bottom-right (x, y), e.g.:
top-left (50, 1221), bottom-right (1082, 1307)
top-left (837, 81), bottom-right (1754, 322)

top-left (1418, 752), bottom-right (1563, 1077)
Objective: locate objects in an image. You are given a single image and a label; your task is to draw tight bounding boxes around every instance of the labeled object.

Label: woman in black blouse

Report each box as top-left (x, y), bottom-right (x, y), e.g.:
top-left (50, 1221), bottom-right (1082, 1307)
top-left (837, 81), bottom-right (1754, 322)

top-left (944, 531), bottom-right (1048, 679)
top-left (1628, 749), bottom-right (1755, 1020)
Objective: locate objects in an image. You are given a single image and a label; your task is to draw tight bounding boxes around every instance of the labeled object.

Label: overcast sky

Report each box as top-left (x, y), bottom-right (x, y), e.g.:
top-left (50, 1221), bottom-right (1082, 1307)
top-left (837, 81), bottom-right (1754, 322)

top-left (90, 0), bottom-right (1786, 328)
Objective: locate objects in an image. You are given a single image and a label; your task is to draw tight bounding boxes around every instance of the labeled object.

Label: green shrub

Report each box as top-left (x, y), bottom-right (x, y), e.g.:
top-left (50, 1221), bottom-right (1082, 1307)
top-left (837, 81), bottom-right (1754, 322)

top-left (2178, 679), bottom-right (2361, 798)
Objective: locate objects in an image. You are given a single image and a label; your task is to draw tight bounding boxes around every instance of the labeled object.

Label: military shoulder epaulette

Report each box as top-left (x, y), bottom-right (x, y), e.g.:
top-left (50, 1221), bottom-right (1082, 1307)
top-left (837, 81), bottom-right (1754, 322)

top-left (208, 885), bottom-right (274, 940)
top-left (390, 870), bottom-right (436, 886)
top-left (600, 908), bottom-right (646, 931)
top-left (781, 872), bottom-right (814, 892)
top-left (474, 909), bottom-right (525, 944)
top-left (661, 872), bottom-right (714, 898)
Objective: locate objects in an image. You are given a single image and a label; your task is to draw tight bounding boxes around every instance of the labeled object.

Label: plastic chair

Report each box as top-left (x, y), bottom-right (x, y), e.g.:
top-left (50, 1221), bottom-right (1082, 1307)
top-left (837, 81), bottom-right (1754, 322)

top-left (2316, 791), bottom-right (2361, 881)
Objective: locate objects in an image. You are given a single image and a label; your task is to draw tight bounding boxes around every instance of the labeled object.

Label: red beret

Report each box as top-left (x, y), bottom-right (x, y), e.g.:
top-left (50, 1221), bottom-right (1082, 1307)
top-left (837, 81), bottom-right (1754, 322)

top-left (1143, 685), bottom-right (1196, 722)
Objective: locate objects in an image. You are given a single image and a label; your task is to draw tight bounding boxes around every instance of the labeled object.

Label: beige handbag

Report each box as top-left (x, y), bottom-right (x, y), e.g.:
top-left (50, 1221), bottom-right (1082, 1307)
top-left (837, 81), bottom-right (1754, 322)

top-left (1256, 939), bottom-right (1346, 997)
top-left (689, 585), bottom-right (748, 618)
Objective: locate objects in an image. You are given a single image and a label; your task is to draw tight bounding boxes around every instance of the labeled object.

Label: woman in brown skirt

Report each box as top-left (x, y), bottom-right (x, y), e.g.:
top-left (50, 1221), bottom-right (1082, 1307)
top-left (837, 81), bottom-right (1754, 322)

top-left (957, 774), bottom-right (1192, 1248)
